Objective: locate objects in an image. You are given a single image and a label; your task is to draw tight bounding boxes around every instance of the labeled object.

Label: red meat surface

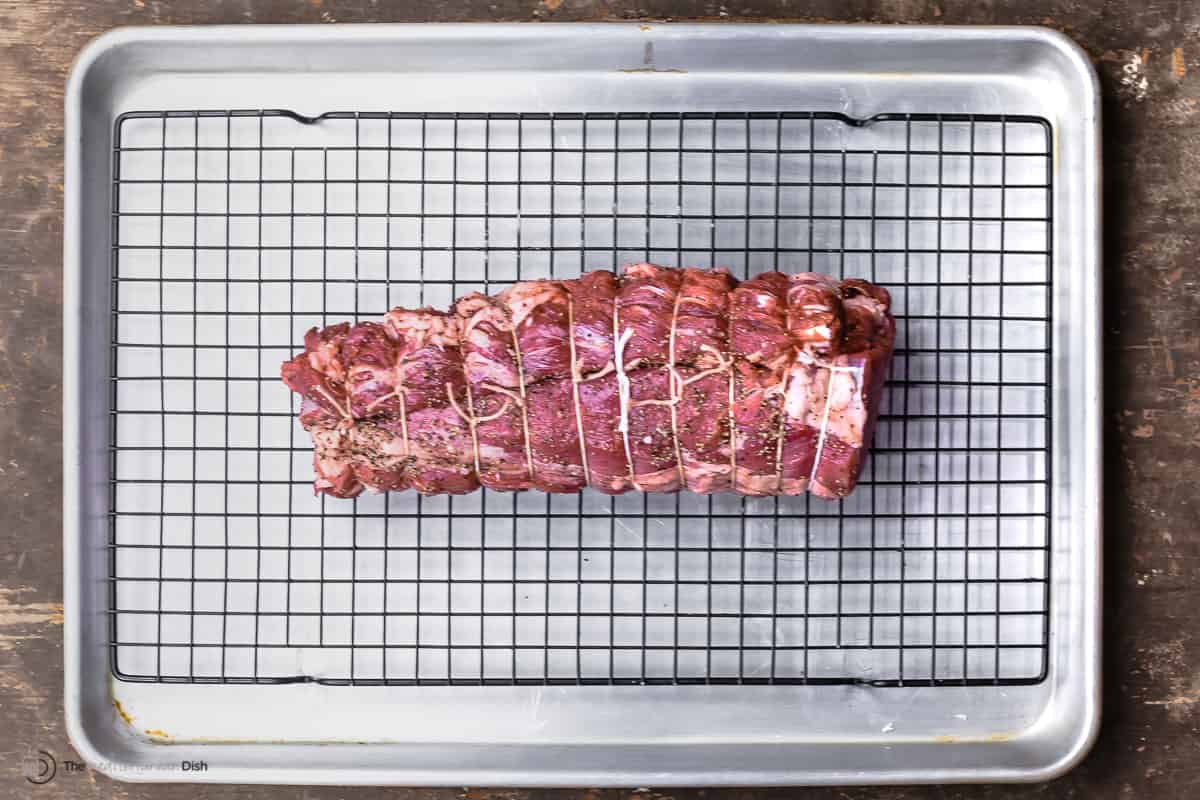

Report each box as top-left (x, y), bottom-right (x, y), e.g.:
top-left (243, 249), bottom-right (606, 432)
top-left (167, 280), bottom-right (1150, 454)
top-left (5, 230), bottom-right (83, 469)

top-left (565, 270), bottom-right (631, 494)
top-left (673, 268), bottom-right (737, 494)
top-left (496, 281), bottom-right (587, 493)
top-left (729, 272), bottom-right (792, 496)
top-left (382, 309), bottom-right (479, 495)
top-left (616, 263), bottom-right (685, 493)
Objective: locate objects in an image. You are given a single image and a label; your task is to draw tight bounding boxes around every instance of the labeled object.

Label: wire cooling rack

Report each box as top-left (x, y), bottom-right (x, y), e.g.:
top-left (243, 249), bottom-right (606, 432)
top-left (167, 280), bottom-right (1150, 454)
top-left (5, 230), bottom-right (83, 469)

top-left (109, 110), bottom-right (1052, 687)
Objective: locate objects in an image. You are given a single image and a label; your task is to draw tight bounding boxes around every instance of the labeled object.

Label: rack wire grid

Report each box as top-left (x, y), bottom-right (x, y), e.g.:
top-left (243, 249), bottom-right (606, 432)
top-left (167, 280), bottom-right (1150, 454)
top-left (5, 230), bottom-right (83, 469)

top-left (109, 110), bottom-right (1052, 687)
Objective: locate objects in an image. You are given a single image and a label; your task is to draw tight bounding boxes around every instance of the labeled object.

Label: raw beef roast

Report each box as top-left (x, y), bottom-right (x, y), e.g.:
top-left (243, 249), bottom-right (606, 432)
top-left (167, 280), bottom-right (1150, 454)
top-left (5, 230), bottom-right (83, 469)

top-left (282, 266), bottom-right (895, 500)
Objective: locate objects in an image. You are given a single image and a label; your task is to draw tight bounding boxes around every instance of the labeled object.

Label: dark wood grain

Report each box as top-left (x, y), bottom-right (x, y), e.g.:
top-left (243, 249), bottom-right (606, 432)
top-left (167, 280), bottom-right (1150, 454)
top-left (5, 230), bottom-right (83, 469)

top-left (2, 1), bottom-right (1198, 797)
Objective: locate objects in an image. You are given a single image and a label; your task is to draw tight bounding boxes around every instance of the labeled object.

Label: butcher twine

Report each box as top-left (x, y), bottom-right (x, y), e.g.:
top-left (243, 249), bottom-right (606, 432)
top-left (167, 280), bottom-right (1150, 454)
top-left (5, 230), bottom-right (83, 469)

top-left (773, 364), bottom-right (793, 495)
top-left (613, 324), bottom-right (639, 491)
top-left (666, 287), bottom-right (688, 489)
top-left (728, 342), bottom-right (738, 493)
top-left (565, 294), bottom-right (593, 490)
top-left (361, 344), bottom-right (411, 462)
top-left (508, 310), bottom-right (537, 483)
top-left (452, 360), bottom-right (483, 480)
top-left (454, 308), bottom-right (533, 484)
top-left (808, 362), bottom-right (865, 490)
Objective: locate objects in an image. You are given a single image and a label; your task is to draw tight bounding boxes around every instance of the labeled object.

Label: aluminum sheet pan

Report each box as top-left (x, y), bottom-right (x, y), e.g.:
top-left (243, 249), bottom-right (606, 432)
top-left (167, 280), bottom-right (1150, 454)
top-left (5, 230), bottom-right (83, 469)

top-left (64, 23), bottom-right (1100, 786)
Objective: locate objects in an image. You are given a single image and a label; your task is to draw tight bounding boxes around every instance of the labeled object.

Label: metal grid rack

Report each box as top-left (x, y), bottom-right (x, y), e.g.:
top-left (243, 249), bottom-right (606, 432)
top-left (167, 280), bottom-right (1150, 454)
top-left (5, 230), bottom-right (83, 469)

top-left (109, 110), bottom-right (1052, 687)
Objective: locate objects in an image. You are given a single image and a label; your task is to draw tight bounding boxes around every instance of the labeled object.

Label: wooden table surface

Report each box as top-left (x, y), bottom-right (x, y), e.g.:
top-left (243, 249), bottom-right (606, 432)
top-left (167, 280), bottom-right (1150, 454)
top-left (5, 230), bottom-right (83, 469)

top-left (2, 1), bottom-right (1197, 797)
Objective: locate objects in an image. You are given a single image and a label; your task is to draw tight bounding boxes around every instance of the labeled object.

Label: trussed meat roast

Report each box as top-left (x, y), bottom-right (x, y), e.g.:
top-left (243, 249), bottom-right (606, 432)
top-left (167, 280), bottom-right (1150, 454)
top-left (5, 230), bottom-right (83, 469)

top-left (282, 265), bottom-right (895, 500)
